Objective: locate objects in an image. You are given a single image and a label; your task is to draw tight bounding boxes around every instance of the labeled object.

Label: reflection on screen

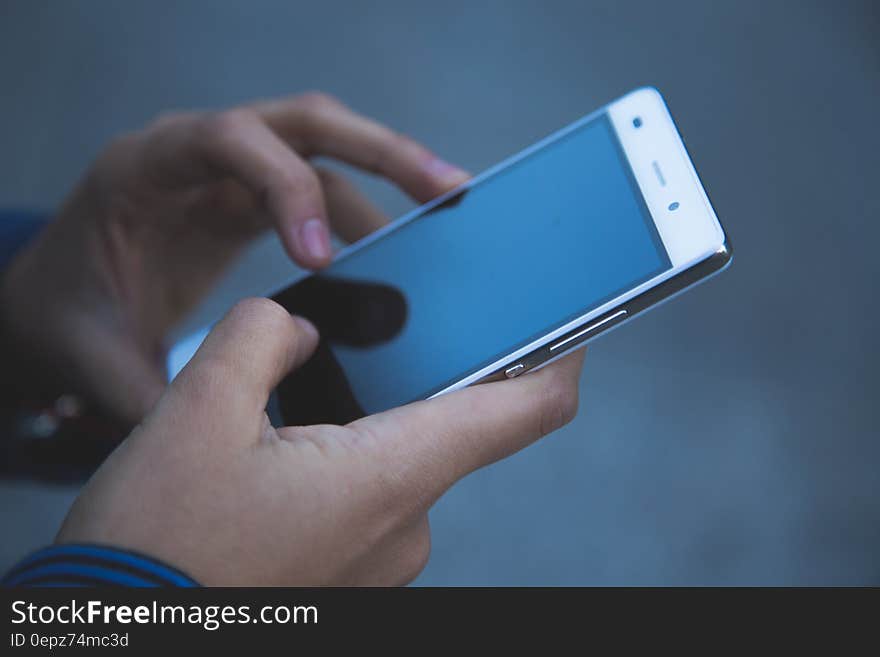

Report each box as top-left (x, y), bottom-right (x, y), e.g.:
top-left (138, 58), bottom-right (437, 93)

top-left (274, 113), bottom-right (670, 424)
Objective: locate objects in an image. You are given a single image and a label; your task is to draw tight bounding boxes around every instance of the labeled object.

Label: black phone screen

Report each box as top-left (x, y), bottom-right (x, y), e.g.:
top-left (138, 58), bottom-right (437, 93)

top-left (273, 113), bottom-right (671, 425)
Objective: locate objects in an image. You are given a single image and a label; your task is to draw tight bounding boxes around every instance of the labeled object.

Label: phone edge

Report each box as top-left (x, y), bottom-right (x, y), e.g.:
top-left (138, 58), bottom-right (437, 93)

top-left (448, 238), bottom-right (732, 390)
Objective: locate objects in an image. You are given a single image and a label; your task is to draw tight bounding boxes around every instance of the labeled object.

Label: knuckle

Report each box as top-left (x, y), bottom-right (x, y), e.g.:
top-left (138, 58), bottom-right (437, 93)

top-left (366, 130), bottom-right (429, 182)
top-left (228, 297), bottom-right (292, 332)
top-left (265, 167), bottom-right (322, 214)
top-left (373, 130), bottom-right (414, 170)
top-left (295, 90), bottom-right (343, 114)
top-left (198, 108), bottom-right (258, 143)
top-left (280, 162), bottom-right (321, 196)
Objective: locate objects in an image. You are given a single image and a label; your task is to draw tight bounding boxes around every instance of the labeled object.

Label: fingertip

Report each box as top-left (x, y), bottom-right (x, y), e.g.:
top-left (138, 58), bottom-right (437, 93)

top-left (421, 156), bottom-right (470, 192)
top-left (291, 314), bottom-right (319, 342)
top-left (301, 217), bottom-right (333, 260)
top-left (283, 218), bottom-right (334, 269)
top-left (290, 314), bottom-right (320, 367)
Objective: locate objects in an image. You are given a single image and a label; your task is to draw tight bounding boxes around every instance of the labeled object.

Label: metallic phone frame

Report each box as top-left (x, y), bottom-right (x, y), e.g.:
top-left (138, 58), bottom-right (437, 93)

top-left (461, 240), bottom-right (732, 389)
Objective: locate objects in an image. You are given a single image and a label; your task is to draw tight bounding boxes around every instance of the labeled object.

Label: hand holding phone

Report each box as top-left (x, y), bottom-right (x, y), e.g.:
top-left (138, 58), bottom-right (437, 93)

top-left (57, 298), bottom-right (585, 585)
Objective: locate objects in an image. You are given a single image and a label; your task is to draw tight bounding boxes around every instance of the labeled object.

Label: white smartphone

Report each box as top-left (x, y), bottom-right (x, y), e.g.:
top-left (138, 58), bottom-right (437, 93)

top-left (168, 87), bottom-right (731, 426)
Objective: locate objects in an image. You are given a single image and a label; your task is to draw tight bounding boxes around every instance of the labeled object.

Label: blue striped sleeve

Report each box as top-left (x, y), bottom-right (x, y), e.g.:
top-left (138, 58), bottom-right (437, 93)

top-left (1, 544), bottom-right (199, 587)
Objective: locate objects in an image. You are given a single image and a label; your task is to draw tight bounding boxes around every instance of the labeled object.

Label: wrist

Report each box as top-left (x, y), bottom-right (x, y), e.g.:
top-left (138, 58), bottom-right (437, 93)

top-left (0, 223), bottom-right (130, 483)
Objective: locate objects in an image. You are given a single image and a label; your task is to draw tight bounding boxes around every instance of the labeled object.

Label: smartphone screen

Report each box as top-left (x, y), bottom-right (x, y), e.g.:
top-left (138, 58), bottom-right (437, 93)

top-left (272, 112), bottom-right (672, 425)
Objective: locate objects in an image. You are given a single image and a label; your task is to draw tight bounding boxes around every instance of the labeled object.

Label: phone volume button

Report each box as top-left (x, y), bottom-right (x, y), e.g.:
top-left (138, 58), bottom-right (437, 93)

top-left (504, 363), bottom-right (526, 378)
top-left (549, 309), bottom-right (628, 353)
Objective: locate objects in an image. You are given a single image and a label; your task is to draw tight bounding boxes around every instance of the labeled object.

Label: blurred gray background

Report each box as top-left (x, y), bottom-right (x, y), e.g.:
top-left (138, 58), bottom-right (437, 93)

top-left (1, 0), bottom-right (878, 584)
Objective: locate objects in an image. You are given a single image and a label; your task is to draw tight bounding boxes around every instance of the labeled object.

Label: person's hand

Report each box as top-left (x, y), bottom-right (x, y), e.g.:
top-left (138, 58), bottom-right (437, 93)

top-left (56, 298), bottom-right (585, 586)
top-left (0, 93), bottom-right (468, 425)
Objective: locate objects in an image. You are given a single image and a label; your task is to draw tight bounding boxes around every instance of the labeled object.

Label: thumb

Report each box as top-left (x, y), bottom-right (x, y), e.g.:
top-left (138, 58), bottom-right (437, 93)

top-left (347, 349), bottom-right (586, 506)
top-left (170, 298), bottom-right (318, 430)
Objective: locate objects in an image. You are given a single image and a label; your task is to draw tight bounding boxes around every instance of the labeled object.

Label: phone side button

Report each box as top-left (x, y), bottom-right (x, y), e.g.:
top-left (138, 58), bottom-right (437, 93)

top-left (504, 363), bottom-right (526, 378)
top-left (548, 308), bottom-right (628, 353)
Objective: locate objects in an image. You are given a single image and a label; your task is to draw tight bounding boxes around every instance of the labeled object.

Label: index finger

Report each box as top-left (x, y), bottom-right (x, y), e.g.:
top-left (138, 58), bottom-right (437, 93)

top-left (255, 93), bottom-right (470, 203)
top-left (139, 109), bottom-right (333, 268)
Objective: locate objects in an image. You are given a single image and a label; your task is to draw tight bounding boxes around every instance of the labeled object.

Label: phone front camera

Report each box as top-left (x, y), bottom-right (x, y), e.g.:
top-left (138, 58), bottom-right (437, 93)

top-left (632, 117), bottom-right (643, 128)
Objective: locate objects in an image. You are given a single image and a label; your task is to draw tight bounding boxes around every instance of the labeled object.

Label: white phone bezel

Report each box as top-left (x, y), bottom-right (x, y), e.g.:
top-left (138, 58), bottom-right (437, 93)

top-left (607, 88), bottom-right (725, 267)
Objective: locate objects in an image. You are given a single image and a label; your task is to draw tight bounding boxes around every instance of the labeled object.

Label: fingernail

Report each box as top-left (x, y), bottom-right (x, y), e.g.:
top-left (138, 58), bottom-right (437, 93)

top-left (299, 218), bottom-right (331, 262)
top-left (422, 156), bottom-right (469, 184)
